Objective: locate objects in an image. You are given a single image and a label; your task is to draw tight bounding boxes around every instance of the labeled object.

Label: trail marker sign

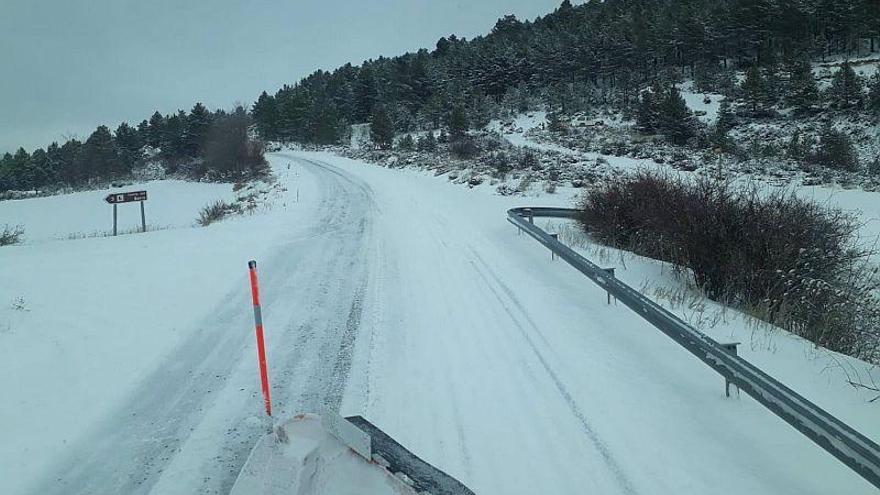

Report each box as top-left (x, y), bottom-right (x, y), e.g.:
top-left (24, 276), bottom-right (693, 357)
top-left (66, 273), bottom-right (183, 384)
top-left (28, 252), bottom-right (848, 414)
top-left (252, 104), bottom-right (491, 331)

top-left (105, 190), bottom-right (147, 204)
top-left (104, 190), bottom-right (148, 235)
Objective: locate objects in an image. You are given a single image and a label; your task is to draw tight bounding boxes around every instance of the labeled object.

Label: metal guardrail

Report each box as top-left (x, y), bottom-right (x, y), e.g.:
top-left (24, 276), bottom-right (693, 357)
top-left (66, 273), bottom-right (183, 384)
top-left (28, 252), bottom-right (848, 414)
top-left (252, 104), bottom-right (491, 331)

top-left (508, 206), bottom-right (880, 490)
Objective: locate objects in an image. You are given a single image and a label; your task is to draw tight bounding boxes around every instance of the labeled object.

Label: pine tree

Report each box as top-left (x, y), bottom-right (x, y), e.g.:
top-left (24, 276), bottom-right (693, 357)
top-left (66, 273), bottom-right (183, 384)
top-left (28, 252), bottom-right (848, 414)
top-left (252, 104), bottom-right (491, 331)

top-left (815, 125), bottom-right (859, 171)
top-left (828, 61), bottom-right (864, 109)
top-left (657, 85), bottom-right (696, 145)
top-left (161, 112), bottom-right (187, 161)
top-left (715, 98), bottom-right (735, 133)
top-left (355, 66), bottom-right (380, 122)
top-left (636, 84), bottom-right (661, 134)
top-left (7, 148), bottom-right (32, 190)
top-left (370, 105), bottom-right (394, 149)
top-left (146, 111), bottom-right (166, 148)
top-left (57, 139), bottom-right (83, 184)
top-left (867, 72), bottom-right (880, 114)
top-left (417, 132), bottom-right (437, 151)
top-left (252, 91), bottom-right (279, 140)
top-left (82, 126), bottom-right (122, 180)
top-left (396, 134), bottom-right (415, 151)
top-left (114, 122), bottom-right (143, 172)
top-left (786, 131), bottom-right (809, 161)
top-left (310, 99), bottom-right (344, 144)
top-left (185, 103), bottom-right (212, 157)
top-left (868, 156), bottom-right (880, 176)
top-left (25, 148), bottom-right (52, 190)
top-left (785, 60), bottom-right (819, 112)
top-left (741, 66), bottom-right (769, 114)
top-left (446, 105), bottom-right (469, 141)
top-left (710, 98), bottom-right (735, 149)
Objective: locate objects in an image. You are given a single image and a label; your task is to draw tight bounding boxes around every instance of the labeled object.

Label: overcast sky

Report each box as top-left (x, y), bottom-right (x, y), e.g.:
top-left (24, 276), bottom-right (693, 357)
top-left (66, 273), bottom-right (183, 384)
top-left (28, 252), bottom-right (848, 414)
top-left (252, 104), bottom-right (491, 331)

top-left (0, 0), bottom-right (569, 154)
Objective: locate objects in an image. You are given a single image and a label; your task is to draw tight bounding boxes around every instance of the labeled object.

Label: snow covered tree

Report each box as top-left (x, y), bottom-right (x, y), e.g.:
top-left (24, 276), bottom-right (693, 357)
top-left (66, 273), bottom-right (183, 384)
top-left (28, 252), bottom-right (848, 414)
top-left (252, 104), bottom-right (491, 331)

top-left (785, 60), bottom-right (819, 112)
top-left (741, 66), bottom-right (769, 114)
top-left (146, 111), bottom-right (166, 148)
top-left (370, 105), bottom-right (394, 150)
top-left (81, 125), bottom-right (123, 180)
top-left (184, 103), bottom-right (212, 157)
top-left (355, 66), bottom-right (380, 123)
top-left (715, 98), bottom-right (735, 134)
top-left (867, 73), bottom-right (880, 114)
top-left (635, 82), bottom-right (662, 133)
top-left (396, 134), bottom-right (415, 151)
top-left (710, 98), bottom-right (735, 150)
top-left (828, 61), bottom-right (864, 109)
top-left (657, 85), bottom-right (696, 145)
top-left (867, 157), bottom-right (880, 177)
top-left (160, 112), bottom-right (187, 162)
top-left (446, 105), bottom-right (469, 141)
top-left (417, 132), bottom-right (437, 151)
top-left (786, 131), bottom-right (810, 161)
top-left (815, 125), bottom-right (859, 171)
top-left (114, 122), bottom-right (143, 170)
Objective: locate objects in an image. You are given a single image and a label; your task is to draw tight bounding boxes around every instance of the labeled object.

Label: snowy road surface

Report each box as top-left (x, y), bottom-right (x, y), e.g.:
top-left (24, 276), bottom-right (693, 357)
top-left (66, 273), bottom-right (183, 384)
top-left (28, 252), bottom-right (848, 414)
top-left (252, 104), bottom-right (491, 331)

top-left (12, 152), bottom-right (878, 494)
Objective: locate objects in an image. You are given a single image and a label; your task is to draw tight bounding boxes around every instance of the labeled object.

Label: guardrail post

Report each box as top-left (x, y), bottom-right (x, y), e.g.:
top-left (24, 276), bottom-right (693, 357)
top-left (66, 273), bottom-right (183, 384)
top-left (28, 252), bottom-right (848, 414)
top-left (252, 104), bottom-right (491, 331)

top-left (549, 233), bottom-right (558, 260)
top-left (720, 342), bottom-right (741, 397)
top-left (524, 208), bottom-right (533, 224)
top-left (602, 267), bottom-right (615, 304)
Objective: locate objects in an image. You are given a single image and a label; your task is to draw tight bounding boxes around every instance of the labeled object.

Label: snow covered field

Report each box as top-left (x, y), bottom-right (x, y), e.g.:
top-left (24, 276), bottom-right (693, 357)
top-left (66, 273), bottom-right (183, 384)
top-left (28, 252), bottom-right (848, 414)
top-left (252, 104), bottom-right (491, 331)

top-left (1, 151), bottom-right (879, 494)
top-left (0, 180), bottom-right (237, 242)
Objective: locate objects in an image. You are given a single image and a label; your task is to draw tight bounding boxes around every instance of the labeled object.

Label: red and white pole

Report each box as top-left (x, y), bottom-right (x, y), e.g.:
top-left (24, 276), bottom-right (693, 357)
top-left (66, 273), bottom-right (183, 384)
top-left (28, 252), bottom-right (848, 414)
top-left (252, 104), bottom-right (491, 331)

top-left (248, 260), bottom-right (272, 417)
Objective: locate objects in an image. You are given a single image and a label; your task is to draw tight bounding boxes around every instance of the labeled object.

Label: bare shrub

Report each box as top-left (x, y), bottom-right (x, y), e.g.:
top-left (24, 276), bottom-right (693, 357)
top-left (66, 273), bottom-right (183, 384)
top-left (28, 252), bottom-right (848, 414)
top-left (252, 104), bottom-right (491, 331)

top-left (0, 225), bottom-right (24, 246)
top-left (197, 200), bottom-right (239, 227)
top-left (578, 172), bottom-right (880, 362)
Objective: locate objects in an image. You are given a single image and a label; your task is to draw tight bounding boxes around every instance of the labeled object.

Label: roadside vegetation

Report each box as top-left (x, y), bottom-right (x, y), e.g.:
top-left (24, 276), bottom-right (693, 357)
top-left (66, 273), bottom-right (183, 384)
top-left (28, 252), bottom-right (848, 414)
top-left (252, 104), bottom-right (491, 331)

top-left (577, 172), bottom-right (880, 363)
top-left (196, 200), bottom-right (239, 227)
top-left (0, 224), bottom-right (23, 246)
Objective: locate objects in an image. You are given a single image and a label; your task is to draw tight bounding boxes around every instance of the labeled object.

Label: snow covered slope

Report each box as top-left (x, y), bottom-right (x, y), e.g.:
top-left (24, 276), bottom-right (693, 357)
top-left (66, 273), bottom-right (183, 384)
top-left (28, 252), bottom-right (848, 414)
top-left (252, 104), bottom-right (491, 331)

top-left (1, 151), bottom-right (878, 494)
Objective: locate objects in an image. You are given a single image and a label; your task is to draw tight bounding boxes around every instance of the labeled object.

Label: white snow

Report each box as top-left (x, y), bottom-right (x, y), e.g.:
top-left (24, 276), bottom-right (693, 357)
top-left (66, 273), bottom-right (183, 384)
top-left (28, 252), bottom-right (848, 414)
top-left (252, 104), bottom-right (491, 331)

top-left (230, 414), bottom-right (413, 495)
top-left (0, 180), bottom-right (236, 242)
top-left (0, 149), bottom-right (878, 495)
top-left (680, 81), bottom-right (723, 124)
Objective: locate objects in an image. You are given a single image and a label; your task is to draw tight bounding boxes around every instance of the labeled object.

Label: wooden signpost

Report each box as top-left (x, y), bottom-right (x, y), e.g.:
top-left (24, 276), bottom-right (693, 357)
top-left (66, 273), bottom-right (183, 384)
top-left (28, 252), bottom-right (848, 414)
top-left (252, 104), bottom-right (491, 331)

top-left (105, 190), bottom-right (148, 236)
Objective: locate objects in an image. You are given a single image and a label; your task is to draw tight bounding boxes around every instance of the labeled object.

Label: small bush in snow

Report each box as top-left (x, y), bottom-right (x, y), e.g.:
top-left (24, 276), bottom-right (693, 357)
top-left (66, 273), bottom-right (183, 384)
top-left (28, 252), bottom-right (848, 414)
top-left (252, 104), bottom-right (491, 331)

top-left (0, 224), bottom-right (24, 246)
top-left (813, 126), bottom-right (859, 172)
top-left (417, 132), bottom-right (437, 152)
top-left (449, 139), bottom-right (480, 159)
top-left (868, 157), bottom-right (880, 177)
top-left (197, 200), bottom-right (238, 227)
top-left (517, 150), bottom-right (539, 170)
top-left (396, 135), bottom-right (415, 151)
top-left (578, 172), bottom-right (879, 363)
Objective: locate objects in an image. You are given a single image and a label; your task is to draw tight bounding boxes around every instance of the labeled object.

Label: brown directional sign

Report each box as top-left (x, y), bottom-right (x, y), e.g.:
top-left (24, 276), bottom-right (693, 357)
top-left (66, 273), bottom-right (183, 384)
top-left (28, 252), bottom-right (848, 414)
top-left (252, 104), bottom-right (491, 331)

top-left (105, 190), bottom-right (147, 204)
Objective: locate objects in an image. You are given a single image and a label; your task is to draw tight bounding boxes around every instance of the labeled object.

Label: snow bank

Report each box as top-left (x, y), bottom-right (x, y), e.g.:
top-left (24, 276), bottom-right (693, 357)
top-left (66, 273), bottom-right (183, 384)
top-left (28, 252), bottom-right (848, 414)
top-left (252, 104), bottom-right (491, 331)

top-left (231, 414), bottom-right (414, 495)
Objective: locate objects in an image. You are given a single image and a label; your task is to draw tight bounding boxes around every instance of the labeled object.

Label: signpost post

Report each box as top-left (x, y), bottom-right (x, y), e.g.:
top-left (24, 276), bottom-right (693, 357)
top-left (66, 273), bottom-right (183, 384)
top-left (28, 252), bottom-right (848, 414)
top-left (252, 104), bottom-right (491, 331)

top-left (104, 190), bottom-right (148, 235)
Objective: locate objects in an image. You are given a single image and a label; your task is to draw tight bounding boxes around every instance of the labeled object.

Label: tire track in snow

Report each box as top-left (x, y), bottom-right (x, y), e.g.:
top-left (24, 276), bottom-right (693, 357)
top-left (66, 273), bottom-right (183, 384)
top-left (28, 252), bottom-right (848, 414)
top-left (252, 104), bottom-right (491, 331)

top-left (468, 252), bottom-right (639, 495)
top-left (32, 156), bottom-right (376, 495)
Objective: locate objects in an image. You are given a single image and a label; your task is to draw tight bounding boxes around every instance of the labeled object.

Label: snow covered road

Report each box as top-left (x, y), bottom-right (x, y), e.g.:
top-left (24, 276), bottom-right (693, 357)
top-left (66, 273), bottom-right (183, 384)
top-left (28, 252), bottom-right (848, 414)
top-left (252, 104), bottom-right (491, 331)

top-left (10, 151), bottom-right (879, 494)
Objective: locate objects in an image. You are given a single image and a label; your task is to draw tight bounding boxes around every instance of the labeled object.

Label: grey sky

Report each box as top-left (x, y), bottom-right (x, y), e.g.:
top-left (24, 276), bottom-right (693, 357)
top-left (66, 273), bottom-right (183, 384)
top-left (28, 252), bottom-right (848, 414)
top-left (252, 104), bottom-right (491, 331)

top-left (0, 0), bottom-right (567, 154)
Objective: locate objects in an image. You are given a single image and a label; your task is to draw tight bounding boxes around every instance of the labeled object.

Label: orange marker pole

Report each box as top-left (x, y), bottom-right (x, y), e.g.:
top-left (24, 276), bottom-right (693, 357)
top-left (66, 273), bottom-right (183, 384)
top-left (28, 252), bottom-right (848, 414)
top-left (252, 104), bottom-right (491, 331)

top-left (248, 260), bottom-right (272, 417)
